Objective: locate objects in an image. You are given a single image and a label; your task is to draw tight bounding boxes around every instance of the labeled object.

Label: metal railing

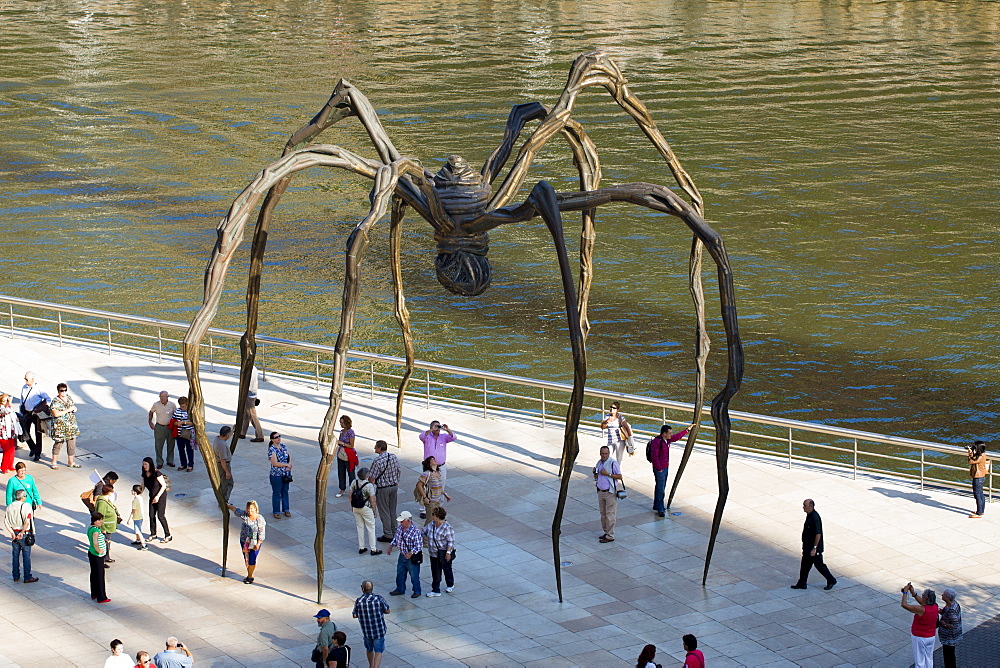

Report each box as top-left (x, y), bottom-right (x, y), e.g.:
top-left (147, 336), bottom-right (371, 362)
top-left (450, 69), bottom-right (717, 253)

top-left (1, 294), bottom-right (992, 500)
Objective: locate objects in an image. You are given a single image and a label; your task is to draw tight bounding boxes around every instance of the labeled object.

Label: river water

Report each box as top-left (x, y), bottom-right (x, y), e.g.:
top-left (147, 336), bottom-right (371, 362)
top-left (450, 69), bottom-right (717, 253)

top-left (1, 1), bottom-right (997, 443)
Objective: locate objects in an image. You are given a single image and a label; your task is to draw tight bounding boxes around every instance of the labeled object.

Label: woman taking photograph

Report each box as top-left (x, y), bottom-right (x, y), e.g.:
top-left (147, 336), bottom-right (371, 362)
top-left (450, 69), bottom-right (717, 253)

top-left (900, 582), bottom-right (938, 668)
top-left (968, 440), bottom-right (989, 518)
top-left (415, 456), bottom-right (450, 524)
top-left (87, 511), bottom-right (110, 603)
top-left (267, 432), bottom-right (292, 519)
top-left (334, 415), bottom-right (356, 497)
top-left (49, 382), bottom-right (81, 469)
top-left (0, 393), bottom-right (21, 473)
top-left (140, 457), bottom-right (171, 543)
top-left (228, 500), bottom-right (266, 584)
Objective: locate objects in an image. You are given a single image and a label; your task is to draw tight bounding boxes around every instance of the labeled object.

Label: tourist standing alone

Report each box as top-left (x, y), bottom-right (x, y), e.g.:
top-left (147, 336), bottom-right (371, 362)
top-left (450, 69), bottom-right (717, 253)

top-left (593, 446), bottom-right (622, 543)
top-left (352, 579), bottom-right (390, 668)
top-left (228, 500), bottom-right (266, 584)
top-left (48, 382), bottom-right (81, 469)
top-left (267, 432), bottom-right (292, 518)
top-left (790, 498), bottom-right (836, 590)
top-left (968, 440), bottom-right (989, 518)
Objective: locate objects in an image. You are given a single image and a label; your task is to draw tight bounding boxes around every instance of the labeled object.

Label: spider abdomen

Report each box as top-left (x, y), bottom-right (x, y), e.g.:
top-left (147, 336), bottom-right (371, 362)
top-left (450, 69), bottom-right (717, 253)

top-left (432, 155), bottom-right (493, 296)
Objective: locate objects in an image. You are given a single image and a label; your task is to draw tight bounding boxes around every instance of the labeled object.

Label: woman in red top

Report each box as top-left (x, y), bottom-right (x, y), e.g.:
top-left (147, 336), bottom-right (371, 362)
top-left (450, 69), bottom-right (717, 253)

top-left (900, 582), bottom-right (938, 668)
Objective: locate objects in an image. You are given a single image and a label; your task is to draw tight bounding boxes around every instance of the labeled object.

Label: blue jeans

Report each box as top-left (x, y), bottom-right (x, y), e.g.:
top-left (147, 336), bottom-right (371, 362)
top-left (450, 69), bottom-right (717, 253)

top-left (394, 552), bottom-right (421, 595)
top-left (973, 476), bottom-right (986, 515)
top-left (270, 475), bottom-right (290, 514)
top-left (12, 539), bottom-right (32, 580)
top-left (177, 436), bottom-right (194, 469)
top-left (653, 467), bottom-right (669, 512)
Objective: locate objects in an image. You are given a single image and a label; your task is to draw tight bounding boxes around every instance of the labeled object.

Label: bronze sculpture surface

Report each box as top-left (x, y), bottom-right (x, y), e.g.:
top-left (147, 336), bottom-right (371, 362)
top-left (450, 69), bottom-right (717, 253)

top-left (182, 51), bottom-right (744, 602)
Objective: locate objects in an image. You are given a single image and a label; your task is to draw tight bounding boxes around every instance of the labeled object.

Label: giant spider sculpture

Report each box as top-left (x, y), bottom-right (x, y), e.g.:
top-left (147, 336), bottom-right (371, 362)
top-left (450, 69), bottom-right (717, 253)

top-left (182, 51), bottom-right (744, 603)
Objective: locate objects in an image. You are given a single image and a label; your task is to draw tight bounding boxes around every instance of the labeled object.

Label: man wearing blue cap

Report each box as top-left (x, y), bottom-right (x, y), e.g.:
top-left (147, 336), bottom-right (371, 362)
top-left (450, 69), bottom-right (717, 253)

top-left (313, 609), bottom-right (336, 667)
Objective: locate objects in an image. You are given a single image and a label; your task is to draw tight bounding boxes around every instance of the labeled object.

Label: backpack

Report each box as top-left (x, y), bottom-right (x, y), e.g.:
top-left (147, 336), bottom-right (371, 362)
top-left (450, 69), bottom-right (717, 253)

top-left (350, 481), bottom-right (370, 509)
top-left (646, 438), bottom-right (655, 463)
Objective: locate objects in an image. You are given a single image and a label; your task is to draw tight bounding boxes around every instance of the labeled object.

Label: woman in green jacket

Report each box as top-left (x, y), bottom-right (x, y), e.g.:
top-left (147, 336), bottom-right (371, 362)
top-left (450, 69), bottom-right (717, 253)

top-left (94, 484), bottom-right (119, 564)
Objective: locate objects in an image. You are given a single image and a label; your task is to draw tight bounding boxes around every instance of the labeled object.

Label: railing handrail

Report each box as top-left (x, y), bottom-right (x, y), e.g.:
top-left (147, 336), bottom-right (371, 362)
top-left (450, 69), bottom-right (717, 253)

top-left (0, 293), bottom-right (987, 464)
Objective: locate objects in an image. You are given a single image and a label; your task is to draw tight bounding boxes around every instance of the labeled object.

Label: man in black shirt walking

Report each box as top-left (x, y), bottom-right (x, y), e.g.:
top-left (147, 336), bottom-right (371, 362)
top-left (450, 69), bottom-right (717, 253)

top-left (791, 498), bottom-right (837, 590)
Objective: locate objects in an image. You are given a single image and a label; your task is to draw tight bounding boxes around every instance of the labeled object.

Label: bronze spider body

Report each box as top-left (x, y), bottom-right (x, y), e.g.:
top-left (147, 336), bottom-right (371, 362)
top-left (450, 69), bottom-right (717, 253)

top-left (182, 51), bottom-right (744, 603)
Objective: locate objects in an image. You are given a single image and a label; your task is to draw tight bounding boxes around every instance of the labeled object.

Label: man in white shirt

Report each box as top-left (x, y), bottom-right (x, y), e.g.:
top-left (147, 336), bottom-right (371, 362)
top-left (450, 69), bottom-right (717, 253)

top-left (148, 391), bottom-right (177, 468)
top-left (18, 371), bottom-right (51, 462)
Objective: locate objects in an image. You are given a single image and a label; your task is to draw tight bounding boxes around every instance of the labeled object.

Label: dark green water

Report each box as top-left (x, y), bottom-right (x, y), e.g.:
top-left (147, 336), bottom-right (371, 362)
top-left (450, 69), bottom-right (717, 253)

top-left (1, 1), bottom-right (997, 443)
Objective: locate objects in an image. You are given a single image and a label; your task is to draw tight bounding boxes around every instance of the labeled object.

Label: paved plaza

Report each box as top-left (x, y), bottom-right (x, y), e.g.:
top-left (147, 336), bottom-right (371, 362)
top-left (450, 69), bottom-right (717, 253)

top-left (0, 334), bottom-right (997, 667)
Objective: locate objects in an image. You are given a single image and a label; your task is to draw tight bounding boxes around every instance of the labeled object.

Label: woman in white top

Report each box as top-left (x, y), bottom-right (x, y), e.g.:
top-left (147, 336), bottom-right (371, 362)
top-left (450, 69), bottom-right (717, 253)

top-left (104, 639), bottom-right (133, 668)
top-left (600, 401), bottom-right (632, 463)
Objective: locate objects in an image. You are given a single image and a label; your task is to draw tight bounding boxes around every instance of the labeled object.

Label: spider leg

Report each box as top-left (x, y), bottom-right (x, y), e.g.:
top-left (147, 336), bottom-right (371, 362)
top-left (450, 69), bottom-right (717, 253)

top-left (467, 181), bottom-right (587, 603)
top-left (313, 158), bottom-right (428, 604)
top-left (556, 183), bottom-right (744, 586)
top-left (235, 82), bottom-right (433, 439)
top-left (388, 196), bottom-right (415, 447)
top-left (181, 147), bottom-right (414, 584)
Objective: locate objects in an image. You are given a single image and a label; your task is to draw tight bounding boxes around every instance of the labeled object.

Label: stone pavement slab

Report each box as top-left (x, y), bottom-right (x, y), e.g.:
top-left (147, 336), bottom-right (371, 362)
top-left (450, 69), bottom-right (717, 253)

top-left (0, 333), bottom-right (998, 667)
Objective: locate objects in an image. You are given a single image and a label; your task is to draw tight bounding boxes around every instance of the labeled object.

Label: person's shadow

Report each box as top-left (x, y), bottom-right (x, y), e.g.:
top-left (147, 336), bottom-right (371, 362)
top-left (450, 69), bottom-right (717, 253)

top-left (869, 486), bottom-right (972, 515)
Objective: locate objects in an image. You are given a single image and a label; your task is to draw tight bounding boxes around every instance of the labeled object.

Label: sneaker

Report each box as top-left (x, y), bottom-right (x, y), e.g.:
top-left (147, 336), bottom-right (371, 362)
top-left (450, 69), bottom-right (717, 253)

top-left (426, 592), bottom-right (441, 597)
top-left (131, 541), bottom-right (141, 546)
top-left (359, 548), bottom-right (368, 554)
top-left (138, 546), bottom-right (149, 551)
top-left (161, 535), bottom-right (172, 544)
top-left (149, 535), bottom-right (159, 542)
top-left (370, 550), bottom-right (383, 556)
top-left (23, 577), bottom-right (38, 583)
top-left (445, 586), bottom-right (454, 593)
top-left (335, 492), bottom-right (344, 498)
top-left (411, 592), bottom-right (421, 598)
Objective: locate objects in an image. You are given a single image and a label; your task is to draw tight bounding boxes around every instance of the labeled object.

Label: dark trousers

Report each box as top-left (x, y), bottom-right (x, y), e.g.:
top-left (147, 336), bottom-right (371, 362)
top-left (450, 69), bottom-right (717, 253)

top-left (177, 436), bottom-right (194, 469)
top-left (376, 486), bottom-right (398, 539)
top-left (429, 549), bottom-right (454, 593)
top-left (18, 411), bottom-right (42, 458)
top-left (149, 496), bottom-right (170, 537)
top-left (973, 476), bottom-right (986, 515)
top-left (88, 551), bottom-right (107, 600)
top-left (337, 458), bottom-right (355, 492)
top-left (797, 551), bottom-right (835, 586)
top-left (942, 644), bottom-right (956, 668)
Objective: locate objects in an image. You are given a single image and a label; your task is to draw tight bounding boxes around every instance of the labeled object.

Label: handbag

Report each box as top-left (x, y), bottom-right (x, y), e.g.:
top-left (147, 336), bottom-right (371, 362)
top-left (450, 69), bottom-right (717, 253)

top-left (309, 648), bottom-right (323, 663)
top-left (410, 550), bottom-right (424, 565)
top-left (23, 530), bottom-right (35, 546)
top-left (613, 478), bottom-right (627, 500)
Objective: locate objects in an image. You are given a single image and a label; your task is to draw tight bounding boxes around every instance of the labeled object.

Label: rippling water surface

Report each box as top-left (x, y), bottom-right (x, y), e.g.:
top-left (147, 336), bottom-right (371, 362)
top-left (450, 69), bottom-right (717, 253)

top-left (1, 1), bottom-right (997, 441)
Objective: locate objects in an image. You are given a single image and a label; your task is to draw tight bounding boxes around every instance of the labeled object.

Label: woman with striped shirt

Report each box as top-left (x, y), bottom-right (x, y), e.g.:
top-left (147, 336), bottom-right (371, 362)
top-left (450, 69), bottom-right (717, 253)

top-left (173, 396), bottom-right (194, 472)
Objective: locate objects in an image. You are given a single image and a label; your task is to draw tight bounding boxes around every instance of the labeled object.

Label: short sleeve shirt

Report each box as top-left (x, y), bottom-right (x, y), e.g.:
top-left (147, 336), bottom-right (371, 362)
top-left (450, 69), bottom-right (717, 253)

top-left (213, 436), bottom-right (232, 463)
top-left (152, 649), bottom-right (193, 668)
top-left (419, 430), bottom-right (455, 465)
top-left (150, 400), bottom-right (177, 426)
top-left (353, 593), bottom-right (389, 640)
top-left (268, 443), bottom-right (289, 476)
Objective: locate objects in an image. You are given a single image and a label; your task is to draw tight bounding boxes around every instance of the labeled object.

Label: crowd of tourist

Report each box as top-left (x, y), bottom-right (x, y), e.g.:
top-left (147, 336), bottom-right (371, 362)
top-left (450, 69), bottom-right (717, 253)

top-left (0, 368), bottom-right (990, 666)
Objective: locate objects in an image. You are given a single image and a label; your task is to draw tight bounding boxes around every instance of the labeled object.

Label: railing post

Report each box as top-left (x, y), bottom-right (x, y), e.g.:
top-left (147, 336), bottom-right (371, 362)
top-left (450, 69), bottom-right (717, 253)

top-left (157, 327), bottom-right (163, 363)
top-left (209, 336), bottom-right (215, 372)
top-left (370, 361), bottom-right (375, 399)
top-left (57, 312), bottom-right (63, 347)
top-left (483, 378), bottom-right (488, 419)
top-left (260, 345), bottom-right (266, 382)
top-left (788, 427), bottom-right (793, 468)
top-left (315, 354), bottom-right (320, 391)
top-left (920, 450), bottom-right (925, 491)
top-left (541, 388), bottom-right (546, 429)
top-left (425, 370), bottom-right (430, 409)
top-left (107, 319), bottom-right (112, 355)
top-left (7, 304), bottom-right (13, 338)
top-left (853, 439), bottom-right (858, 480)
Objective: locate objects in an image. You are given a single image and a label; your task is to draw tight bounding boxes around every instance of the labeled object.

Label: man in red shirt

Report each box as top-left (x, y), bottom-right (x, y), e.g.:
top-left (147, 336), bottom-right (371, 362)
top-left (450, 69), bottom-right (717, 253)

top-left (648, 423), bottom-right (692, 518)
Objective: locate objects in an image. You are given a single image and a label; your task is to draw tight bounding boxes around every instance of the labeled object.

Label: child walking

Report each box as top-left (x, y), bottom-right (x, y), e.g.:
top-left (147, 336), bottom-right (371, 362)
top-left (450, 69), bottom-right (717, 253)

top-left (129, 485), bottom-right (148, 550)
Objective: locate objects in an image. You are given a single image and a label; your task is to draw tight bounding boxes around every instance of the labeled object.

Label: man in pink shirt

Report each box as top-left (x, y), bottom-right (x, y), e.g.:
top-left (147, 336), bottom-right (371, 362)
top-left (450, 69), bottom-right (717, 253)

top-left (648, 423), bottom-right (693, 518)
top-left (418, 421), bottom-right (455, 518)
